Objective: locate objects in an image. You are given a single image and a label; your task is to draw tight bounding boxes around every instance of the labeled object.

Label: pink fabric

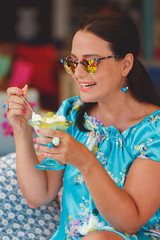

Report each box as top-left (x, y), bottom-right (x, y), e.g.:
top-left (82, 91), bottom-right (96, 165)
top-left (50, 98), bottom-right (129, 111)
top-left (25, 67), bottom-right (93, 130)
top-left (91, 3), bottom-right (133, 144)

top-left (15, 44), bottom-right (58, 95)
top-left (9, 59), bottom-right (33, 88)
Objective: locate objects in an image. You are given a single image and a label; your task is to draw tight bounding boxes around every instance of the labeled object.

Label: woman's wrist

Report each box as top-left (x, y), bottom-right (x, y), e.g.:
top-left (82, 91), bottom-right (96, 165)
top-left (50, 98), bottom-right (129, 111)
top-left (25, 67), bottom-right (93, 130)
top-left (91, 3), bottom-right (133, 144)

top-left (13, 125), bottom-right (33, 138)
top-left (78, 152), bottom-right (97, 175)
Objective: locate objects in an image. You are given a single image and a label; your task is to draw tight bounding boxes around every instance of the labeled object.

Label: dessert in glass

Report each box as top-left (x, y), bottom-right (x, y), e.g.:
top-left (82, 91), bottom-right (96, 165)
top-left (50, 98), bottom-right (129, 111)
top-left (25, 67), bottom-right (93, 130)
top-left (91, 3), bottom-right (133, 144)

top-left (27, 111), bottom-right (73, 170)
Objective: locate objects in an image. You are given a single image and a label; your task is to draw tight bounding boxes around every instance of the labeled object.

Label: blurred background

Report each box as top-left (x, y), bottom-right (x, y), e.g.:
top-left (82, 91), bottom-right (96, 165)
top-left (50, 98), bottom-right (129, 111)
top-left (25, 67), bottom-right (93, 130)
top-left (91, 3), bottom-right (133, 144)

top-left (0, 0), bottom-right (160, 156)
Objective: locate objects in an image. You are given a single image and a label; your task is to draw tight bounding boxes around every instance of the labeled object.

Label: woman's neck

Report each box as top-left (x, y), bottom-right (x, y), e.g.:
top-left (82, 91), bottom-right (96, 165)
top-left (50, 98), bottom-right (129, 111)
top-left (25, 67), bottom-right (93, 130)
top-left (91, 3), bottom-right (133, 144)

top-left (88, 95), bottom-right (159, 132)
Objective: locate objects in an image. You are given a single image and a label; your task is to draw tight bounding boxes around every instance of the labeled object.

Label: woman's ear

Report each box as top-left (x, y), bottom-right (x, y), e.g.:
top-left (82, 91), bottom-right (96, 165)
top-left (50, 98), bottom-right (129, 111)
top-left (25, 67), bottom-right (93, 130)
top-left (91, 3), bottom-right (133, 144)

top-left (122, 53), bottom-right (134, 77)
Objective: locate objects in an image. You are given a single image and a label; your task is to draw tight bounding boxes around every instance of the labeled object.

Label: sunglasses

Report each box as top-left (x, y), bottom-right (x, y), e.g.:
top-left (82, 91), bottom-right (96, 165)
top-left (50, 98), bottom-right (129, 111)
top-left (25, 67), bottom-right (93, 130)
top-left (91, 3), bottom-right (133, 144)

top-left (60, 55), bottom-right (118, 74)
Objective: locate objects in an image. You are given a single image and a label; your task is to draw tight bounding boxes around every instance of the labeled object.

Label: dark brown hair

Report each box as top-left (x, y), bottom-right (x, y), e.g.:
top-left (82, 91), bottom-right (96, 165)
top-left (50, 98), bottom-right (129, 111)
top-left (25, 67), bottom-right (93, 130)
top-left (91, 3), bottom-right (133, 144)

top-left (75, 11), bottom-right (160, 131)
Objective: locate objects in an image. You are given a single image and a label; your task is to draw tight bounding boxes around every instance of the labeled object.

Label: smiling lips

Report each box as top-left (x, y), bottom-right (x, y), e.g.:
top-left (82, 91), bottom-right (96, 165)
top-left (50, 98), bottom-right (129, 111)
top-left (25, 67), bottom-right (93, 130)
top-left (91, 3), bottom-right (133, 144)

top-left (79, 82), bottom-right (96, 92)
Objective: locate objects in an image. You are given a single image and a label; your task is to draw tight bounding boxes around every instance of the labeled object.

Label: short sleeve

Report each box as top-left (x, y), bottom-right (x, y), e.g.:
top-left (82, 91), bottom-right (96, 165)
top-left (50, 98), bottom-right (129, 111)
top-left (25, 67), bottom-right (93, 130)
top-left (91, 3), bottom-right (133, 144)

top-left (132, 118), bottom-right (160, 162)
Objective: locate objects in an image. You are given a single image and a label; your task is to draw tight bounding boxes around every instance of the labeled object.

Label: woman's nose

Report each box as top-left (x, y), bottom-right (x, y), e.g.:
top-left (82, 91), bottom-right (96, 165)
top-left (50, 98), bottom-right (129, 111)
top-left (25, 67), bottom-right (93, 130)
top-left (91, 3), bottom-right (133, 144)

top-left (74, 63), bottom-right (88, 78)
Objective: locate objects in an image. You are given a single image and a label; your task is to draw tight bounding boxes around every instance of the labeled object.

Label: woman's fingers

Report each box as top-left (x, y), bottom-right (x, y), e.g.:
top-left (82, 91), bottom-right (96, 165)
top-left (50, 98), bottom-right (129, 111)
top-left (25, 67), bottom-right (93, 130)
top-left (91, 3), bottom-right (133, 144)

top-left (8, 96), bottom-right (25, 109)
top-left (7, 107), bottom-right (26, 117)
top-left (7, 86), bottom-right (26, 97)
top-left (6, 97), bottom-right (28, 118)
top-left (6, 86), bottom-right (33, 117)
top-left (34, 130), bottom-right (89, 169)
top-left (6, 87), bottom-right (25, 111)
top-left (7, 86), bottom-right (28, 107)
top-left (34, 136), bottom-right (64, 151)
top-left (5, 86), bottom-right (33, 131)
top-left (36, 129), bottom-right (65, 138)
top-left (34, 132), bottom-right (71, 162)
top-left (36, 140), bottom-right (65, 163)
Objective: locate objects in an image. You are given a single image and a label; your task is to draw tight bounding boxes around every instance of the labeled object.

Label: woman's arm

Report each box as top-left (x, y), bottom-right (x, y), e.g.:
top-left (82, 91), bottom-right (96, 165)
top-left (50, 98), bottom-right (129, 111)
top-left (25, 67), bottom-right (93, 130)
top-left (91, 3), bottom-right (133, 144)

top-left (14, 129), bottom-right (64, 208)
top-left (6, 86), bottom-right (64, 208)
top-left (36, 128), bottom-right (160, 234)
top-left (80, 156), bottom-right (160, 233)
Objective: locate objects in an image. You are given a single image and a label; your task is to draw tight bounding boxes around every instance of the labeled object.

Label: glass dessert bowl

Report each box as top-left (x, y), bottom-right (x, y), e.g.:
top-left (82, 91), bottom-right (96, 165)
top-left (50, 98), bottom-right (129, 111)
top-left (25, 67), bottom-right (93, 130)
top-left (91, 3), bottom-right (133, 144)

top-left (28, 111), bottom-right (73, 170)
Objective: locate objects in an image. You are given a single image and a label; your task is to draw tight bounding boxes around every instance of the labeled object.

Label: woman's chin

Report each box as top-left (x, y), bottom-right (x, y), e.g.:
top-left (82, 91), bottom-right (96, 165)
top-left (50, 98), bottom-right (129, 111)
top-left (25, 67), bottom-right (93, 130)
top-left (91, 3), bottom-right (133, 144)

top-left (80, 93), bottom-right (97, 103)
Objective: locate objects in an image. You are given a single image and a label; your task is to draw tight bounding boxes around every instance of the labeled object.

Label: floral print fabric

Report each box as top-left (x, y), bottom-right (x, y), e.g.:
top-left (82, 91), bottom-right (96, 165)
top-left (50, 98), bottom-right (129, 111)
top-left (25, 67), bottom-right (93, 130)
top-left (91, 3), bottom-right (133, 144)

top-left (51, 96), bottom-right (160, 240)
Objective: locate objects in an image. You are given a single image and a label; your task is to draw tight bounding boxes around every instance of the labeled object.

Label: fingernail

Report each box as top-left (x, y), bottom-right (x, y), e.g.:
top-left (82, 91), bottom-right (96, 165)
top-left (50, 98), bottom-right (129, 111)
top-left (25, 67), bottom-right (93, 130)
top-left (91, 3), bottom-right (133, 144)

top-left (19, 90), bottom-right (26, 94)
top-left (23, 108), bottom-right (27, 115)
top-left (36, 145), bottom-right (40, 150)
top-left (33, 138), bottom-right (37, 142)
top-left (39, 152), bottom-right (44, 156)
top-left (36, 129), bottom-right (40, 133)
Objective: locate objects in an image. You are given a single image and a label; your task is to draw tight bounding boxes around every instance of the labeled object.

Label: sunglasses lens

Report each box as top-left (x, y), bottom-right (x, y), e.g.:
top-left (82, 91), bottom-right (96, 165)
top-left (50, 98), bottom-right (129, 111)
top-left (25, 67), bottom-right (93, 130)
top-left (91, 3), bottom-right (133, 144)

top-left (82, 59), bottom-right (97, 73)
top-left (61, 58), bottom-right (97, 74)
top-left (63, 59), bottom-right (77, 74)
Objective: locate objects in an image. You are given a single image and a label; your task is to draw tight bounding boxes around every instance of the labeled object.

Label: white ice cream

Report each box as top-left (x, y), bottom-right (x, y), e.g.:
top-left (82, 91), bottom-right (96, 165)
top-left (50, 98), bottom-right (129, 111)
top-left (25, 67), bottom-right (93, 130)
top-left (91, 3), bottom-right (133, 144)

top-left (31, 112), bottom-right (66, 123)
top-left (45, 115), bottom-right (66, 123)
top-left (32, 112), bottom-right (44, 121)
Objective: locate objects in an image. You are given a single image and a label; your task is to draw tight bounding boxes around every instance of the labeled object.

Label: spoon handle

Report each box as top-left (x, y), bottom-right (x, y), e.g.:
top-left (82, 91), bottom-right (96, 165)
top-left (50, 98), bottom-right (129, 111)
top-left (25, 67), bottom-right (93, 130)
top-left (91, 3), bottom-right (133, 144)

top-left (21, 95), bottom-right (34, 113)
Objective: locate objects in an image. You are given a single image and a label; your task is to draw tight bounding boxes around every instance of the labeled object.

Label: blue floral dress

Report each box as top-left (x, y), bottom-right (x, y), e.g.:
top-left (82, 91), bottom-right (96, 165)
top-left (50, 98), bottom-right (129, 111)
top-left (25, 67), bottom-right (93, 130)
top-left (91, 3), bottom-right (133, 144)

top-left (51, 96), bottom-right (160, 240)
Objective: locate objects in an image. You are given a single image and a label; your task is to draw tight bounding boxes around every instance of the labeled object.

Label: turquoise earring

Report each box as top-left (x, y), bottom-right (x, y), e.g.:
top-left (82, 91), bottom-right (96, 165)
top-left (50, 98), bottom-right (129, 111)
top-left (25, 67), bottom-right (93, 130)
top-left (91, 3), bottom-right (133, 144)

top-left (121, 86), bottom-right (128, 92)
top-left (121, 72), bottom-right (128, 92)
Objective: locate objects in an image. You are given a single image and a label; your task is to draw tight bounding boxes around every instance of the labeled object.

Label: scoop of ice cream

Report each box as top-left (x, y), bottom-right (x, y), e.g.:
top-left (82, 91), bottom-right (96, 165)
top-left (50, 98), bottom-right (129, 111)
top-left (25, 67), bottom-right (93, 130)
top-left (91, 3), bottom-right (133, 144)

top-left (31, 111), bottom-right (66, 123)
top-left (28, 111), bottom-right (73, 134)
top-left (32, 112), bottom-right (44, 121)
top-left (45, 113), bottom-right (66, 123)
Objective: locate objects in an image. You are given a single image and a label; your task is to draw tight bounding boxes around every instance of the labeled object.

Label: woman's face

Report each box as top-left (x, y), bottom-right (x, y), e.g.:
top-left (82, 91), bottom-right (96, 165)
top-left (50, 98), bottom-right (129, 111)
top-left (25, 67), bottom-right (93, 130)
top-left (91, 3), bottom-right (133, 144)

top-left (71, 30), bottom-right (124, 103)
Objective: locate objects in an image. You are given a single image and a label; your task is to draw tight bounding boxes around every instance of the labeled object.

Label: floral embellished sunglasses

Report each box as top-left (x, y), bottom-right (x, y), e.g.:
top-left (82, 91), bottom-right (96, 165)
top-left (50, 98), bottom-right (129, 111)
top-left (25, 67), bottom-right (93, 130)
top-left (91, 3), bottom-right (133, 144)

top-left (60, 55), bottom-right (118, 74)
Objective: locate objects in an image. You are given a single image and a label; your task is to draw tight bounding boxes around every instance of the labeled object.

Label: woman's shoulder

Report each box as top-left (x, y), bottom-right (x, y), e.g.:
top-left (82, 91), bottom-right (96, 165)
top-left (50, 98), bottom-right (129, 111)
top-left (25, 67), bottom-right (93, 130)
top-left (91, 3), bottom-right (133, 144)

top-left (130, 109), bottom-right (160, 136)
top-left (128, 108), bottom-right (160, 147)
top-left (129, 109), bottom-right (160, 161)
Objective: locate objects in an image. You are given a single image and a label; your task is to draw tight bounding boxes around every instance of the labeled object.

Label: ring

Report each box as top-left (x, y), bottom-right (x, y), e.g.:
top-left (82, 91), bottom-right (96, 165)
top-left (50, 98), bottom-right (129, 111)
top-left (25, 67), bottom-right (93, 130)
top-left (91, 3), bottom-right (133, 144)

top-left (47, 142), bottom-right (54, 148)
top-left (3, 103), bottom-right (9, 111)
top-left (52, 137), bottom-right (60, 146)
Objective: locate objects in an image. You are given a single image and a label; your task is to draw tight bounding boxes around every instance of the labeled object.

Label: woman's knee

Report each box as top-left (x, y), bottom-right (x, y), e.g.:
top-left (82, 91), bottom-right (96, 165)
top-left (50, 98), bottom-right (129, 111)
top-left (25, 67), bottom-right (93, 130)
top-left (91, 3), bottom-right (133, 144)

top-left (81, 231), bottom-right (124, 240)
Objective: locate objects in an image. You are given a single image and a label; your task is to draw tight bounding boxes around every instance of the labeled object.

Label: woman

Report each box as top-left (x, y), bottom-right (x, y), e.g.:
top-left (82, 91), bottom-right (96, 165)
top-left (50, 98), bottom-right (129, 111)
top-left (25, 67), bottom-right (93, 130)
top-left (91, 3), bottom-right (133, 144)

top-left (5, 11), bottom-right (160, 240)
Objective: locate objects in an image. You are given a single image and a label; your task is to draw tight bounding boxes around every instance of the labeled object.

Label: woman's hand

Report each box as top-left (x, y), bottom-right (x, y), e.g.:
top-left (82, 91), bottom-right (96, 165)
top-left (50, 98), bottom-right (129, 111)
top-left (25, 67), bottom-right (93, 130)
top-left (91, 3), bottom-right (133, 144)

top-left (34, 129), bottom-right (94, 171)
top-left (6, 85), bottom-right (32, 133)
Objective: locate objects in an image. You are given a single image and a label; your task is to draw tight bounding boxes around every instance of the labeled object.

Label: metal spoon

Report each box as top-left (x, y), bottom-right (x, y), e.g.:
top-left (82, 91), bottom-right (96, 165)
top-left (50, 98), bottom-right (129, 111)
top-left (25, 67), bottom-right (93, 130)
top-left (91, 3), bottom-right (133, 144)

top-left (20, 95), bottom-right (35, 114)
